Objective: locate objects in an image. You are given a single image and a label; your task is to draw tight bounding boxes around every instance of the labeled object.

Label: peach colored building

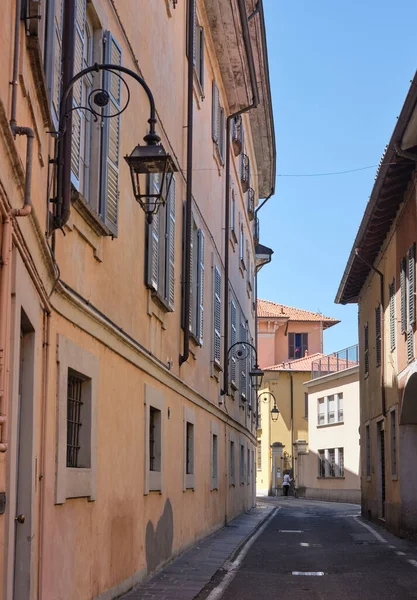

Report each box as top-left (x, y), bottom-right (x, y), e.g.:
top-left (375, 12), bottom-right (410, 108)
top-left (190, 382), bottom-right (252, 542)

top-left (256, 300), bottom-right (339, 496)
top-left (0, 1), bottom-right (275, 598)
top-left (336, 71), bottom-right (417, 536)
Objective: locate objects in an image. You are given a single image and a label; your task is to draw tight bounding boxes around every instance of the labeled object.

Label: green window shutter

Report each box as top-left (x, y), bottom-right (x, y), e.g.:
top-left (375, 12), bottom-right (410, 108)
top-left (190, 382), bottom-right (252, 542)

top-left (389, 280), bottom-right (396, 351)
top-left (401, 257), bottom-right (407, 333)
top-left (166, 176), bottom-right (176, 310)
top-left (197, 229), bottom-right (205, 345)
top-left (230, 300), bottom-right (237, 386)
top-left (214, 266), bottom-right (222, 363)
top-left (189, 215), bottom-right (196, 334)
top-left (100, 31), bottom-right (122, 236)
top-left (408, 243), bottom-right (415, 326)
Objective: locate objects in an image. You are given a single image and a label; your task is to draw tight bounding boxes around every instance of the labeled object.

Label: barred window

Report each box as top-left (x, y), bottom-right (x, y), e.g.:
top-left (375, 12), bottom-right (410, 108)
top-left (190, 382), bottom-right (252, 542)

top-left (149, 407), bottom-right (162, 472)
top-left (66, 372), bottom-right (85, 468)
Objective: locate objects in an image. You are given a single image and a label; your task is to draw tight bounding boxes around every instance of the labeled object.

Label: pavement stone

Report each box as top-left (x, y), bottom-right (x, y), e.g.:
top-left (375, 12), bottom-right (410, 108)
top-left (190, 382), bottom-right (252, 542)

top-left (120, 503), bottom-right (274, 600)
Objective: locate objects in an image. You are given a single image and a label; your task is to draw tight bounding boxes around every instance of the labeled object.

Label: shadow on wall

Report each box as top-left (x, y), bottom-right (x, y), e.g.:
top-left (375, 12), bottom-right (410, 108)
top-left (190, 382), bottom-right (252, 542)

top-left (145, 498), bottom-right (174, 574)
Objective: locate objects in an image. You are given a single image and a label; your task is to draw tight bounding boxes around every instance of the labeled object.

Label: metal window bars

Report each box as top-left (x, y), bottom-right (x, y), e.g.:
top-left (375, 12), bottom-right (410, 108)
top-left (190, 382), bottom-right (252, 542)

top-left (232, 115), bottom-right (243, 156)
top-left (247, 187), bottom-right (255, 221)
top-left (240, 153), bottom-right (250, 193)
top-left (66, 373), bottom-right (84, 468)
top-left (149, 407), bottom-right (157, 471)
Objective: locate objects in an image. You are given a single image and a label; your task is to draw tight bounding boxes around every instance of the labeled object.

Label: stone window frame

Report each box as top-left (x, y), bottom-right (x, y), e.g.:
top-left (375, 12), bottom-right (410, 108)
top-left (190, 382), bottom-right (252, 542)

top-left (229, 430), bottom-right (236, 487)
top-left (144, 384), bottom-right (165, 494)
top-left (184, 406), bottom-right (196, 491)
top-left (210, 420), bottom-right (219, 491)
top-left (56, 335), bottom-right (98, 504)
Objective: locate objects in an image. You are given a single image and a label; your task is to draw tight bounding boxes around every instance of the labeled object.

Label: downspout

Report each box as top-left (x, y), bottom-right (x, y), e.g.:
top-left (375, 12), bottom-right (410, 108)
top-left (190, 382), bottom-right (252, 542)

top-left (222, 0), bottom-right (259, 394)
top-left (289, 372), bottom-right (294, 473)
top-left (180, 0), bottom-right (195, 365)
top-left (355, 248), bottom-right (385, 415)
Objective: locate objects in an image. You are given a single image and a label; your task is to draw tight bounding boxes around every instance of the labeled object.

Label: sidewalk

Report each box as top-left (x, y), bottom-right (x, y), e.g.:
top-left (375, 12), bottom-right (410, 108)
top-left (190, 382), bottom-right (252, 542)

top-left (120, 503), bottom-right (275, 600)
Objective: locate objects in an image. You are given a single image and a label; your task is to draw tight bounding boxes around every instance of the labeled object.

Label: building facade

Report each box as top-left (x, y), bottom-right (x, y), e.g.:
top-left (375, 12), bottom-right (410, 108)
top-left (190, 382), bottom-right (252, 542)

top-left (300, 347), bottom-right (360, 504)
top-left (0, 1), bottom-right (275, 598)
top-left (256, 300), bottom-right (339, 496)
top-left (336, 72), bottom-right (417, 536)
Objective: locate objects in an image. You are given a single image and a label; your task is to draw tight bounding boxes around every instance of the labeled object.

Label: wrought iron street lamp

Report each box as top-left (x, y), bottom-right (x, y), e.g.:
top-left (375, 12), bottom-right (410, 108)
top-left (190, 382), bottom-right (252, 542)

top-left (258, 391), bottom-right (280, 422)
top-left (221, 341), bottom-right (264, 397)
top-left (51, 62), bottom-right (177, 230)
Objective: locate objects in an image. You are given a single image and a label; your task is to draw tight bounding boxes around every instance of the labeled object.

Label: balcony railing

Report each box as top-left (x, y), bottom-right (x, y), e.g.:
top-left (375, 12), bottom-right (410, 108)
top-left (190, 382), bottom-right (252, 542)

top-left (240, 153), bottom-right (250, 193)
top-left (311, 344), bottom-right (359, 379)
top-left (232, 115), bottom-right (243, 156)
top-left (247, 187), bottom-right (255, 221)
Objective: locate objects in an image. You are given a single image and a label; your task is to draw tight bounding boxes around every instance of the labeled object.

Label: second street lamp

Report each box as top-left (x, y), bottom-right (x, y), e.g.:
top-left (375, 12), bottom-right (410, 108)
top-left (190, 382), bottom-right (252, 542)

top-left (258, 391), bottom-right (280, 423)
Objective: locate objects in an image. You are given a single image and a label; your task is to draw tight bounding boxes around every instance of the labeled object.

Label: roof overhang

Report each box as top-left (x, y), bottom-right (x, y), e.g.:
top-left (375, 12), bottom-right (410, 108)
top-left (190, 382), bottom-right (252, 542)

top-left (203, 0), bottom-right (276, 197)
top-left (335, 72), bottom-right (417, 305)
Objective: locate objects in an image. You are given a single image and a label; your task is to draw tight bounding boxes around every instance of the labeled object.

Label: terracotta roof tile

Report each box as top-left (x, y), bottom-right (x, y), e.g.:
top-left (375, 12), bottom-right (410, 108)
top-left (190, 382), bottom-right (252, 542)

top-left (257, 299), bottom-right (339, 328)
top-left (265, 353), bottom-right (326, 372)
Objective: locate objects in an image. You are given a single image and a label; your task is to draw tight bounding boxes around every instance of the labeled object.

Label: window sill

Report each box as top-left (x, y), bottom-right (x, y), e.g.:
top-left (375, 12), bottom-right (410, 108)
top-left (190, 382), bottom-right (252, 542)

top-left (147, 287), bottom-right (173, 315)
top-left (193, 70), bottom-right (205, 107)
top-left (317, 421), bottom-right (344, 429)
top-left (72, 189), bottom-right (114, 238)
top-left (231, 229), bottom-right (238, 245)
top-left (317, 476), bottom-right (345, 480)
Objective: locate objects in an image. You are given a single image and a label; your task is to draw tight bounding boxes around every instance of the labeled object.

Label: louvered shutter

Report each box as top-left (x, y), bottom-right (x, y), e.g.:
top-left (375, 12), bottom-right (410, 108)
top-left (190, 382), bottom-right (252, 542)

top-left (375, 305), bottom-right (381, 367)
top-left (407, 327), bottom-right (414, 362)
top-left (409, 243), bottom-right (416, 326)
top-left (364, 324), bottom-right (369, 375)
top-left (100, 32), bottom-right (122, 235)
top-left (212, 81), bottom-right (219, 143)
top-left (389, 280), bottom-right (396, 351)
top-left (302, 333), bottom-right (308, 357)
top-left (147, 175), bottom-right (161, 291)
top-left (246, 328), bottom-right (251, 406)
top-left (166, 176), bottom-right (176, 309)
top-left (401, 258), bottom-right (407, 333)
top-left (70, 0), bottom-right (86, 188)
top-left (214, 267), bottom-right (222, 363)
top-left (192, 0), bottom-right (197, 65)
top-left (219, 107), bottom-right (225, 162)
top-left (197, 229), bottom-right (205, 345)
top-left (230, 300), bottom-right (237, 386)
top-left (52, 0), bottom-right (65, 127)
top-left (240, 320), bottom-right (246, 401)
top-left (198, 26), bottom-right (205, 90)
top-left (288, 332), bottom-right (295, 359)
top-left (189, 216), bottom-right (196, 333)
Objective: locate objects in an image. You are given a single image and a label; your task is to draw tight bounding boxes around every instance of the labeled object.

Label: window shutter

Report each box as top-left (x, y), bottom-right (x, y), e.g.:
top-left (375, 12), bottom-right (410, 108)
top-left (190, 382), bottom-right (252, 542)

top-left (214, 267), bottom-right (222, 363)
top-left (407, 327), bottom-right (414, 362)
top-left (302, 333), bottom-right (308, 357)
top-left (189, 216), bottom-right (196, 333)
top-left (198, 26), bottom-right (204, 90)
top-left (51, 0), bottom-right (65, 127)
top-left (240, 319), bottom-right (246, 401)
top-left (70, 0), bottom-right (86, 188)
top-left (401, 257), bottom-right (407, 334)
top-left (364, 324), bottom-right (369, 375)
top-left (231, 188), bottom-right (235, 233)
top-left (389, 280), bottom-right (395, 352)
top-left (375, 305), bottom-right (381, 367)
top-left (100, 31), bottom-right (122, 235)
top-left (197, 229), bottom-right (205, 345)
top-left (230, 300), bottom-right (237, 385)
top-left (166, 176), bottom-right (176, 309)
top-left (219, 107), bottom-right (225, 162)
top-left (288, 332), bottom-right (295, 359)
top-left (409, 243), bottom-right (415, 326)
top-left (147, 178), bottom-right (160, 291)
top-left (192, 0), bottom-right (197, 65)
top-left (212, 81), bottom-right (219, 143)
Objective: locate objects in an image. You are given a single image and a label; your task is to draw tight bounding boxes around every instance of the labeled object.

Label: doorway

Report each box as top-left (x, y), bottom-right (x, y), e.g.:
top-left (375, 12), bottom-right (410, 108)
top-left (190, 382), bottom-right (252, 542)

top-left (13, 312), bottom-right (35, 599)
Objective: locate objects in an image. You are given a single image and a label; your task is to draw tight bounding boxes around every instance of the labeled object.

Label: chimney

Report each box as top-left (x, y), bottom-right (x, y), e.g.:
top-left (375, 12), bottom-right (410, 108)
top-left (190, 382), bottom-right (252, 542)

top-left (304, 350), bottom-right (308, 357)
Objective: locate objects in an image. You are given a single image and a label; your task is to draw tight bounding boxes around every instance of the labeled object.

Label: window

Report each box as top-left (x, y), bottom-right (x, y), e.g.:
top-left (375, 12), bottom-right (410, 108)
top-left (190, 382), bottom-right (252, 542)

top-left (288, 332), bottom-right (308, 359)
top-left (239, 318), bottom-right (247, 403)
top-left (66, 372), bottom-right (88, 468)
top-left (212, 434), bottom-right (218, 487)
top-left (364, 323), bottom-right (369, 376)
top-left (304, 393), bottom-right (309, 419)
top-left (240, 444), bottom-right (245, 484)
top-left (239, 221), bottom-right (245, 269)
top-left (318, 448), bottom-right (344, 478)
top-left (247, 448), bottom-right (251, 484)
top-left (56, 335), bottom-right (98, 504)
top-left (375, 305), bottom-right (381, 367)
top-left (231, 188), bottom-right (236, 241)
top-left (400, 245), bottom-right (416, 362)
top-left (194, 22), bottom-right (205, 91)
top-left (365, 423), bottom-right (371, 478)
top-left (149, 407), bottom-right (162, 472)
top-left (46, 0), bottom-right (122, 233)
top-left (317, 394), bottom-right (344, 426)
top-left (187, 216), bottom-right (205, 343)
top-left (147, 174), bottom-right (176, 310)
top-left (211, 80), bottom-right (225, 162)
top-left (257, 439), bottom-right (262, 470)
top-left (213, 266), bottom-right (222, 364)
top-left (391, 410), bottom-right (397, 477)
top-left (186, 422), bottom-right (194, 475)
top-left (230, 440), bottom-right (235, 484)
top-left (389, 279), bottom-right (396, 351)
top-left (230, 300), bottom-right (237, 389)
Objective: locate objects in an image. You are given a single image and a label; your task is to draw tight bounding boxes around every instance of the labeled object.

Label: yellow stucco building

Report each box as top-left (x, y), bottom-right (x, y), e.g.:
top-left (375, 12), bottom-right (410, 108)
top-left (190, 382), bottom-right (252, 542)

top-left (0, 1), bottom-right (275, 598)
top-left (256, 299), bottom-right (339, 496)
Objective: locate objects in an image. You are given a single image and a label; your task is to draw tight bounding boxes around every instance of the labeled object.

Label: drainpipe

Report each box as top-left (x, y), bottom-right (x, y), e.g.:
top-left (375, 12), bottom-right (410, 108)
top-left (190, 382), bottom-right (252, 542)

top-left (0, 215), bottom-right (12, 452)
top-left (222, 0), bottom-right (259, 394)
top-left (289, 371), bottom-right (294, 473)
top-left (180, 0), bottom-right (195, 365)
top-left (355, 248), bottom-right (385, 415)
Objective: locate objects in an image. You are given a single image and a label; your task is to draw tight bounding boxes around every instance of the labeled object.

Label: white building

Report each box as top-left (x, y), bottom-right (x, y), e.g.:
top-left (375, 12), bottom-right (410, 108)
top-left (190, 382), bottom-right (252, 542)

top-left (297, 346), bottom-right (361, 504)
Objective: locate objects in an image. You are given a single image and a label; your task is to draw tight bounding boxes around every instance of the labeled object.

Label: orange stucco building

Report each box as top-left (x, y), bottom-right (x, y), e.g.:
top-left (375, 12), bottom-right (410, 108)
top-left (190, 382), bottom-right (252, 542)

top-left (0, 1), bottom-right (275, 598)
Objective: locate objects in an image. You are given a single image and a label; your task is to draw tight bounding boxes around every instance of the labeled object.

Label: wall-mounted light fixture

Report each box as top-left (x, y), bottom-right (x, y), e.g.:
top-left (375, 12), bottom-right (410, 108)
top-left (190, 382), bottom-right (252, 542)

top-left (221, 341), bottom-right (264, 398)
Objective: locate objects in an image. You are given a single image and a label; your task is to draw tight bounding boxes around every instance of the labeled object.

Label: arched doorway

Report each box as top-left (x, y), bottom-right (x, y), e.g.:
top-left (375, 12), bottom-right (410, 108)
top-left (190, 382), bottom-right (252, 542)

top-left (399, 371), bottom-right (417, 534)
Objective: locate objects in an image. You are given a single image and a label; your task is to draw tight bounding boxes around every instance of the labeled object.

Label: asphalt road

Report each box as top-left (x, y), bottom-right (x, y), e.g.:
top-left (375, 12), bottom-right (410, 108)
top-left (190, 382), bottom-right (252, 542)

top-left (217, 499), bottom-right (417, 600)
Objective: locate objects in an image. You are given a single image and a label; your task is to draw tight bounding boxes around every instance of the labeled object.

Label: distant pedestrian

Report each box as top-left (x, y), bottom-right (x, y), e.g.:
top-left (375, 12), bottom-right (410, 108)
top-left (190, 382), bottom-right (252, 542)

top-left (282, 473), bottom-right (292, 497)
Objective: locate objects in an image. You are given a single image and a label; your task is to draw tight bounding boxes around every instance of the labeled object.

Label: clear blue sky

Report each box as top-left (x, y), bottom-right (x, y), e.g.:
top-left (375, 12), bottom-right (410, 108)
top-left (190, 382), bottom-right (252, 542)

top-left (258, 0), bottom-right (417, 354)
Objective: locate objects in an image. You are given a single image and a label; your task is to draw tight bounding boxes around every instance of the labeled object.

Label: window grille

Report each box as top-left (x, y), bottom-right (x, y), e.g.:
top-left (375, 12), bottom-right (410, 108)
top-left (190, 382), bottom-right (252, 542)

top-left (149, 407), bottom-right (161, 472)
top-left (186, 422), bottom-right (194, 475)
top-left (66, 373), bottom-right (84, 468)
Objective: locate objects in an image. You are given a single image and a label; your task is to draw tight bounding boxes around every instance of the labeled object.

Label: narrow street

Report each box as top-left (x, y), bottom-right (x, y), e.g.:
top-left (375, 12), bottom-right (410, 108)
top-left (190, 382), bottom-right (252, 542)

top-left (215, 500), bottom-right (417, 600)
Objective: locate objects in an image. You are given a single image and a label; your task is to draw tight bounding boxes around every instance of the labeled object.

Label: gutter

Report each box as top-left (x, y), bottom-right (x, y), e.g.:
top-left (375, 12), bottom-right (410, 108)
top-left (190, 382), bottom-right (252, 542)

top-left (222, 0), bottom-right (259, 395)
